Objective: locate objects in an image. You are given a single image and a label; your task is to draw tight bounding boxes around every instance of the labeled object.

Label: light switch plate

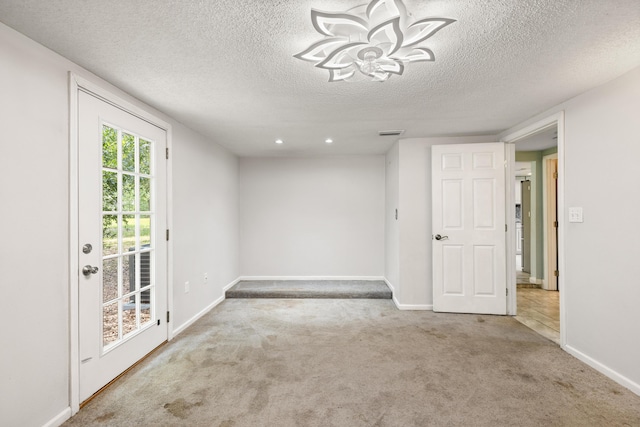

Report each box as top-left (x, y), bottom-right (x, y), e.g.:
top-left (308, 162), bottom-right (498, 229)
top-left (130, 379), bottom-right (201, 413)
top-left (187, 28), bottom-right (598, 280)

top-left (569, 207), bottom-right (583, 223)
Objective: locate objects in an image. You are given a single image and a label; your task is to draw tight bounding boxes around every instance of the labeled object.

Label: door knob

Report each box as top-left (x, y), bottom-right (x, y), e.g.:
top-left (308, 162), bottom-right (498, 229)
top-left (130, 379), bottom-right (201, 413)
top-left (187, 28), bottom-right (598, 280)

top-left (434, 234), bottom-right (449, 241)
top-left (82, 265), bottom-right (99, 276)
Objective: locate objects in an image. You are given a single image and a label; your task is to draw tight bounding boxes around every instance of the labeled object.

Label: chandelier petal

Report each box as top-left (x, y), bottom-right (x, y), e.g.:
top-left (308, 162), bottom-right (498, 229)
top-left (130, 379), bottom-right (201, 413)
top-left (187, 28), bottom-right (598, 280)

top-left (368, 17), bottom-right (403, 56)
top-left (371, 71), bottom-right (391, 82)
top-left (395, 47), bottom-right (435, 63)
top-left (293, 38), bottom-right (348, 63)
top-left (402, 18), bottom-right (456, 47)
top-left (316, 42), bottom-right (367, 69)
top-left (328, 67), bottom-right (356, 82)
top-left (366, 0), bottom-right (405, 22)
top-left (311, 9), bottom-right (368, 37)
top-left (378, 59), bottom-right (405, 75)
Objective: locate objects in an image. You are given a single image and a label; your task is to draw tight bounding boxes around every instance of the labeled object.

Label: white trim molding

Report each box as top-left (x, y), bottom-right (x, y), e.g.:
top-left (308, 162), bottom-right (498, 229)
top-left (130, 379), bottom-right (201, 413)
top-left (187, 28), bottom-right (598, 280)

top-left (501, 111), bottom-right (566, 348)
top-left (42, 407), bottom-right (72, 427)
top-left (565, 345), bottom-right (640, 396)
top-left (393, 298), bottom-right (433, 311)
top-left (383, 277), bottom-right (396, 293)
top-left (172, 295), bottom-right (225, 337)
top-left (224, 277), bottom-right (241, 292)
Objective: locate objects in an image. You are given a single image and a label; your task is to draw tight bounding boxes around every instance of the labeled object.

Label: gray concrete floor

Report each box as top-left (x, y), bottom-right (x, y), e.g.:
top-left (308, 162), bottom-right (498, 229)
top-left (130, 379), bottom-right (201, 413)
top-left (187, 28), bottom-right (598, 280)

top-left (64, 299), bottom-right (640, 426)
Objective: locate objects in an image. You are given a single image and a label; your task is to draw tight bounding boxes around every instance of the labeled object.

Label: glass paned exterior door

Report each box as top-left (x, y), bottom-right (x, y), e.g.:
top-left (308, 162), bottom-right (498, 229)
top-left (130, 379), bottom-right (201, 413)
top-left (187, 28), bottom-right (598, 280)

top-left (101, 125), bottom-right (156, 349)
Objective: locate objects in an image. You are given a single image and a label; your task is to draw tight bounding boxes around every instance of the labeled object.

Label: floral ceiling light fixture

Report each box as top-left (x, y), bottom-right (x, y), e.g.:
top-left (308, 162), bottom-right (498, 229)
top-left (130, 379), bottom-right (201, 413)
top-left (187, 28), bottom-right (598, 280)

top-left (294, 0), bottom-right (456, 82)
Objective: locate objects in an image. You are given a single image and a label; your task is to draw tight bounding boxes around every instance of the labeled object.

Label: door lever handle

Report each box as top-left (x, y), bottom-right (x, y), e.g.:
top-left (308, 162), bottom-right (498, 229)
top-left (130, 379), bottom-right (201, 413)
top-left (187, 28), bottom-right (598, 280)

top-left (82, 265), bottom-right (99, 276)
top-left (434, 234), bottom-right (449, 241)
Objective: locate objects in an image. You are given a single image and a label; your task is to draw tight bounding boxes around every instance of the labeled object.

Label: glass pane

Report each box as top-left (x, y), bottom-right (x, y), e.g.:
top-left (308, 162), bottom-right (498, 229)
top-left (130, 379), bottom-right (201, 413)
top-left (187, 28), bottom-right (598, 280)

top-left (102, 171), bottom-right (118, 212)
top-left (122, 253), bottom-right (134, 295)
top-left (140, 138), bottom-right (151, 175)
top-left (122, 295), bottom-right (138, 337)
top-left (141, 306), bottom-right (151, 327)
top-left (140, 215), bottom-right (151, 247)
top-left (122, 133), bottom-right (136, 172)
top-left (103, 302), bottom-right (119, 346)
top-left (140, 250), bottom-right (151, 290)
top-left (102, 125), bottom-right (117, 169)
top-left (102, 257), bottom-right (118, 303)
top-left (140, 177), bottom-right (151, 211)
top-left (122, 174), bottom-right (135, 212)
top-left (102, 215), bottom-right (118, 256)
top-left (123, 215), bottom-right (136, 251)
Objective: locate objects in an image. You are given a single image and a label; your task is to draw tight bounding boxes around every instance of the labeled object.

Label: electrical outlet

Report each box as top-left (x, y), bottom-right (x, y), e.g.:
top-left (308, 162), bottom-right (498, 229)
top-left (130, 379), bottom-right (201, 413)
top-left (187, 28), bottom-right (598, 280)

top-left (184, 281), bottom-right (190, 293)
top-left (203, 272), bottom-right (208, 284)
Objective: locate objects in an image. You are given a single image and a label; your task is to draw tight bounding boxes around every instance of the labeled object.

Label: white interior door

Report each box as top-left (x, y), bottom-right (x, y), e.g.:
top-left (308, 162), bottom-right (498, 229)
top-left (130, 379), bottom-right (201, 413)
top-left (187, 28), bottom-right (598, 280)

top-left (78, 90), bottom-right (168, 402)
top-left (432, 143), bottom-right (507, 314)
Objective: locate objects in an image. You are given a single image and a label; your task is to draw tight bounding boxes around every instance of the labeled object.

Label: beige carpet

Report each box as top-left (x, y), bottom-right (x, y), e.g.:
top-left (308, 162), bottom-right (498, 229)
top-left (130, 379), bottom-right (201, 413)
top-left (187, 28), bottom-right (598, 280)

top-left (64, 299), bottom-right (640, 426)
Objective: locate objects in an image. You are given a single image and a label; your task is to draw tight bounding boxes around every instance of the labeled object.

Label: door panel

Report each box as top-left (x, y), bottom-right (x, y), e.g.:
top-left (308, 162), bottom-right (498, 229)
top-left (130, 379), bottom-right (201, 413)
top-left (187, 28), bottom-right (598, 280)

top-left (432, 143), bottom-right (507, 315)
top-left (78, 90), bottom-right (167, 402)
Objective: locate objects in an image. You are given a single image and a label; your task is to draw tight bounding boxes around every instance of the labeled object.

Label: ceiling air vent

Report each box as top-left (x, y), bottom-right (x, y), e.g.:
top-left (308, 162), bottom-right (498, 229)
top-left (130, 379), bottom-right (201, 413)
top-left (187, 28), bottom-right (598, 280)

top-left (378, 130), bottom-right (405, 137)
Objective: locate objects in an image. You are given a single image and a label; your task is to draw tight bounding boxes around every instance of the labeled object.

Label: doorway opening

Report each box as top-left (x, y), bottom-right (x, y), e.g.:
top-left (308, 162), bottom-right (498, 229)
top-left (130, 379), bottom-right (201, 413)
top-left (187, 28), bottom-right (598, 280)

top-left (504, 115), bottom-right (564, 346)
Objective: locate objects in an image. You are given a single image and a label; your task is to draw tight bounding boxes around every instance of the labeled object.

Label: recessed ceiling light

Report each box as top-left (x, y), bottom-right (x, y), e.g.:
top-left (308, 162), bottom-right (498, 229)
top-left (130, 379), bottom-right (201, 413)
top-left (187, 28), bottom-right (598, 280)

top-left (325, 138), bottom-right (333, 144)
top-left (275, 139), bottom-right (284, 144)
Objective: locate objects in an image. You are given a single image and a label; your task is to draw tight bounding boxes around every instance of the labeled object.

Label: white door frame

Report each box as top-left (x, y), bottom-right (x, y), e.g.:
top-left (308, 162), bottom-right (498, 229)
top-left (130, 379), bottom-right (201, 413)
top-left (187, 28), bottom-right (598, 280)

top-left (501, 111), bottom-right (566, 348)
top-left (542, 153), bottom-right (559, 291)
top-left (68, 73), bottom-right (174, 414)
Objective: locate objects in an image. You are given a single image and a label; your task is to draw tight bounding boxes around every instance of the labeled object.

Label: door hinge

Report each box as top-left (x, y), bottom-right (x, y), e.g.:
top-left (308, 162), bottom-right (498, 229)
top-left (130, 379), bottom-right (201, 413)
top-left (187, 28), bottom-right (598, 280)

top-left (166, 147), bottom-right (169, 159)
top-left (505, 224), bottom-right (507, 232)
top-left (506, 288), bottom-right (509, 296)
top-left (167, 311), bottom-right (170, 323)
top-left (553, 171), bottom-right (558, 179)
top-left (554, 270), bottom-right (559, 277)
top-left (157, 319), bottom-right (160, 326)
top-left (553, 221), bottom-right (558, 228)
top-left (166, 229), bottom-right (170, 241)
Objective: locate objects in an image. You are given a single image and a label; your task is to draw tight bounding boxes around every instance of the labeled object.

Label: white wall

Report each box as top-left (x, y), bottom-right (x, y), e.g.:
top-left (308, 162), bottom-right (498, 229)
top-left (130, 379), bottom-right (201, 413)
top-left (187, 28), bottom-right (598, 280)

top-left (500, 66), bottom-right (640, 393)
top-left (392, 136), bottom-right (497, 308)
top-left (171, 126), bottom-right (239, 332)
top-left (239, 156), bottom-right (385, 278)
top-left (0, 22), bottom-right (239, 426)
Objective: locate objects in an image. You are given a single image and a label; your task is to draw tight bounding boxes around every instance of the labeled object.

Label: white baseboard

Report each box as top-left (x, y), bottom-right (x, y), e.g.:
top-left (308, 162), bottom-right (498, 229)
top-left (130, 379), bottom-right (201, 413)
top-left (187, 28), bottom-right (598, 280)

top-left (383, 277), bottom-right (432, 310)
top-left (237, 276), bottom-right (385, 281)
top-left (394, 298), bottom-right (433, 311)
top-left (172, 294), bottom-right (224, 337)
top-left (564, 344), bottom-right (640, 396)
top-left (43, 407), bottom-right (71, 427)
top-left (393, 296), bottom-right (433, 311)
top-left (223, 277), bottom-right (241, 291)
top-left (383, 277), bottom-right (396, 293)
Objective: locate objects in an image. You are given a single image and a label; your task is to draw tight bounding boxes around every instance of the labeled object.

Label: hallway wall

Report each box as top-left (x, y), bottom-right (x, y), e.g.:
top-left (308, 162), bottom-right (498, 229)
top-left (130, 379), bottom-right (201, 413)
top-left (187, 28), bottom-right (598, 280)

top-left (515, 151), bottom-right (544, 281)
top-left (501, 66), bottom-right (640, 394)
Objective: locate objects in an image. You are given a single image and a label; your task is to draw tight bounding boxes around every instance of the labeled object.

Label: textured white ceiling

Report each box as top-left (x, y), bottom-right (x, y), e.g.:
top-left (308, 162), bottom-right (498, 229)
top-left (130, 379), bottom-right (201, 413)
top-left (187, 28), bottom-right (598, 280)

top-left (1, 0), bottom-right (639, 156)
top-left (515, 126), bottom-right (558, 152)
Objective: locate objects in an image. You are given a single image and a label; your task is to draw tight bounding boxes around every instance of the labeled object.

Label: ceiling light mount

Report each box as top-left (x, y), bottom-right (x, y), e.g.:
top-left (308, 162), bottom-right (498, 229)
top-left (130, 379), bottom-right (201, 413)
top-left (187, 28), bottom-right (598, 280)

top-left (294, 0), bottom-right (456, 82)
